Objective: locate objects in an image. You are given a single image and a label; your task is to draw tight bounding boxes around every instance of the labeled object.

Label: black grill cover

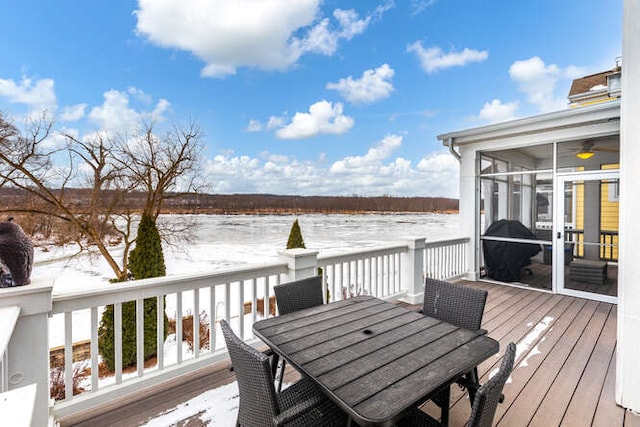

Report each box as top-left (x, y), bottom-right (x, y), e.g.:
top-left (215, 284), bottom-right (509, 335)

top-left (482, 219), bottom-right (541, 282)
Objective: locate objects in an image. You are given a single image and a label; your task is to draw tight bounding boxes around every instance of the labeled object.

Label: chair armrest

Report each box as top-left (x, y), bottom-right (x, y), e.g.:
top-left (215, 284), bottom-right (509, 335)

top-left (273, 395), bottom-right (324, 426)
top-left (230, 348), bottom-right (275, 372)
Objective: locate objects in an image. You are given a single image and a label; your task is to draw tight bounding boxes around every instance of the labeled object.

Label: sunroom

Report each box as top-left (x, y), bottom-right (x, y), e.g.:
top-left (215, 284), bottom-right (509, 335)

top-left (437, 99), bottom-right (620, 304)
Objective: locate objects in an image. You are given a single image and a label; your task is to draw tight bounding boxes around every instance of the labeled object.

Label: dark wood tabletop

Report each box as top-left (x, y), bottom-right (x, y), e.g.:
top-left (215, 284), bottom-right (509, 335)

top-left (253, 295), bottom-right (499, 427)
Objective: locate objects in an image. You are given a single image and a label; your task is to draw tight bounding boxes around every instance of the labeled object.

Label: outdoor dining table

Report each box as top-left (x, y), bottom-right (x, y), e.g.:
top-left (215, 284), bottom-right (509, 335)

top-left (252, 295), bottom-right (499, 426)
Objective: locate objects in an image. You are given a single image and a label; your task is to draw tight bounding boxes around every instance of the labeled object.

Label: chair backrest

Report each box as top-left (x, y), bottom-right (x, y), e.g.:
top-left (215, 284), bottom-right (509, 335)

top-left (220, 319), bottom-right (280, 427)
top-left (423, 278), bottom-right (488, 331)
top-left (467, 342), bottom-right (517, 427)
top-left (274, 275), bottom-right (324, 315)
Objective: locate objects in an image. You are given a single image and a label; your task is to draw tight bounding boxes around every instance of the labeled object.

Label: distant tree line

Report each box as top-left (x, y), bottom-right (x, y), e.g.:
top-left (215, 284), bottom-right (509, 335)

top-left (0, 188), bottom-right (458, 217)
top-left (161, 193), bottom-right (459, 214)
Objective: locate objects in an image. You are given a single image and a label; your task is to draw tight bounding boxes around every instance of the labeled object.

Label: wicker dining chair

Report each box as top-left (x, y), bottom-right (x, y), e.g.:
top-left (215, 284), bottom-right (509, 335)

top-left (421, 278), bottom-right (489, 422)
top-left (274, 275), bottom-right (325, 315)
top-left (398, 342), bottom-right (517, 427)
top-left (270, 275), bottom-right (325, 391)
top-left (220, 319), bottom-right (347, 427)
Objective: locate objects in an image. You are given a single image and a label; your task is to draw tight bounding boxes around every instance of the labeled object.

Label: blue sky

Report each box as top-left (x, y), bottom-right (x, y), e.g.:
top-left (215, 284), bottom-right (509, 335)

top-left (0, 0), bottom-right (622, 198)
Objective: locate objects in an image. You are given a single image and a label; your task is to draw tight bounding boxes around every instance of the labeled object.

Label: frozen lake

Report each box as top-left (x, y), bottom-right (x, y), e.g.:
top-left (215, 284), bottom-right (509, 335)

top-left (36, 212), bottom-right (461, 290)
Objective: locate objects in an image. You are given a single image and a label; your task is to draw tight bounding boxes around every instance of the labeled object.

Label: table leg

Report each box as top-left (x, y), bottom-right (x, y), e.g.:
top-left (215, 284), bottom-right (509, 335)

top-left (440, 386), bottom-right (450, 426)
top-left (466, 368), bottom-right (480, 408)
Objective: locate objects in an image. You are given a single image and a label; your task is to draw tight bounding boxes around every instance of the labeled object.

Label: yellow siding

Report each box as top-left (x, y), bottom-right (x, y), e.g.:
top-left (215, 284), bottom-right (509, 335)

top-left (572, 164), bottom-right (619, 260)
top-left (600, 164), bottom-right (619, 259)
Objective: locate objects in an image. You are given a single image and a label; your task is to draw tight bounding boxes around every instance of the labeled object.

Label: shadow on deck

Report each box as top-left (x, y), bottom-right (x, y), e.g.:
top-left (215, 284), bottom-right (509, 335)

top-left (59, 281), bottom-right (638, 427)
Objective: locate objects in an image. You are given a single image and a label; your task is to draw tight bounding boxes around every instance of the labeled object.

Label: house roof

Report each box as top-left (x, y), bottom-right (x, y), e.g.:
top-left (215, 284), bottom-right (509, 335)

top-left (437, 99), bottom-right (620, 147)
top-left (568, 68), bottom-right (620, 97)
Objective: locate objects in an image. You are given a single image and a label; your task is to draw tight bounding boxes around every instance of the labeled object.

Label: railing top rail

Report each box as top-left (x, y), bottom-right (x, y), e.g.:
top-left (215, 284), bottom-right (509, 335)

top-left (424, 237), bottom-right (469, 248)
top-left (0, 306), bottom-right (20, 360)
top-left (52, 261), bottom-right (288, 314)
top-left (318, 243), bottom-right (408, 264)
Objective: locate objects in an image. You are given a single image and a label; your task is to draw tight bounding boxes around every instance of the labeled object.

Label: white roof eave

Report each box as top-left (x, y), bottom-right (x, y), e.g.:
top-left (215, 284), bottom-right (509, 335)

top-left (437, 100), bottom-right (620, 146)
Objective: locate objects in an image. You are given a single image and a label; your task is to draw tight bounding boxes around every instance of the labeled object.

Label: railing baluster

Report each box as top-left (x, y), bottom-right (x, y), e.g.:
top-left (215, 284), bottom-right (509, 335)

top-left (224, 283), bottom-right (231, 323)
top-left (193, 289), bottom-right (200, 358)
top-left (210, 286), bottom-right (216, 351)
top-left (238, 280), bottom-right (244, 339)
top-left (366, 258), bottom-right (371, 295)
top-left (136, 299), bottom-right (144, 377)
top-left (91, 307), bottom-right (98, 392)
top-left (262, 277), bottom-right (269, 318)
top-left (115, 302), bottom-right (122, 384)
top-left (157, 296), bottom-right (164, 369)
top-left (331, 264), bottom-right (337, 302)
top-left (251, 278), bottom-right (257, 330)
top-left (64, 311), bottom-right (73, 400)
top-left (176, 292), bottom-right (183, 365)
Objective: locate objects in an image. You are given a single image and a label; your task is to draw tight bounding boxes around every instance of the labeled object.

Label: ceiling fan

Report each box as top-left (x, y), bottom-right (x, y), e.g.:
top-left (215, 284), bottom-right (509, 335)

top-left (574, 141), bottom-right (619, 160)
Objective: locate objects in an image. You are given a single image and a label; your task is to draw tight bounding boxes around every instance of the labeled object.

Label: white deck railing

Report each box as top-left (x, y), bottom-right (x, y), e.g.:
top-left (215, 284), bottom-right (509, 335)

top-left (0, 236), bottom-right (469, 424)
top-left (50, 261), bottom-right (289, 418)
top-left (424, 237), bottom-right (469, 281)
top-left (318, 244), bottom-right (407, 301)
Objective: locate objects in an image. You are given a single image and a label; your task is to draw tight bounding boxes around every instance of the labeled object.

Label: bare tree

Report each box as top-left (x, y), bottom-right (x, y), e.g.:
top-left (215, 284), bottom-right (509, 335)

top-left (0, 111), bottom-right (205, 281)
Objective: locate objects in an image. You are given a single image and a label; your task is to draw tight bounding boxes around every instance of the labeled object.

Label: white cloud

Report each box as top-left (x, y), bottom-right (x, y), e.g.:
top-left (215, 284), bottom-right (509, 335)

top-left (88, 88), bottom-right (170, 133)
top-left (204, 142), bottom-right (460, 198)
top-left (0, 76), bottom-right (57, 114)
top-left (416, 151), bottom-right (460, 197)
top-left (407, 43), bottom-right (488, 73)
top-left (135, 1), bottom-right (390, 78)
top-left (478, 99), bottom-right (519, 124)
top-left (89, 90), bottom-right (141, 133)
top-left (127, 87), bottom-right (153, 104)
top-left (150, 98), bottom-right (171, 122)
top-left (331, 134), bottom-right (402, 172)
top-left (275, 100), bottom-right (354, 139)
top-left (326, 64), bottom-right (394, 105)
top-left (509, 56), bottom-right (584, 113)
top-left (267, 116), bottom-right (285, 130)
top-left (59, 104), bottom-right (87, 122)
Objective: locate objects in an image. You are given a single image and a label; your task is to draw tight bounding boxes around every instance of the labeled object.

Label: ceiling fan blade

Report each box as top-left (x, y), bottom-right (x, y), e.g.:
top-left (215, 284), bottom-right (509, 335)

top-left (594, 146), bottom-right (619, 153)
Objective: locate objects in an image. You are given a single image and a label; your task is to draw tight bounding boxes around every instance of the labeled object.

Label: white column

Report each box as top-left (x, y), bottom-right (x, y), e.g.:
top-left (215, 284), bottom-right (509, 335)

top-left (278, 248), bottom-right (319, 282)
top-left (399, 238), bottom-right (425, 304)
top-left (459, 145), bottom-right (480, 280)
top-left (617, 0), bottom-right (640, 411)
top-left (0, 278), bottom-right (53, 427)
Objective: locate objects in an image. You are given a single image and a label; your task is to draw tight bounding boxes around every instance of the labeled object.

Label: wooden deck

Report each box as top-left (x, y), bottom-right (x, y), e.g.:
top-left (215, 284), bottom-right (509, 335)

top-left (58, 281), bottom-right (639, 427)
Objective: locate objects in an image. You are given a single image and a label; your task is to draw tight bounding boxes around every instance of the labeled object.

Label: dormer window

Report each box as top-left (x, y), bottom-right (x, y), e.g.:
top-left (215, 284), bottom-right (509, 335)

top-left (608, 72), bottom-right (621, 96)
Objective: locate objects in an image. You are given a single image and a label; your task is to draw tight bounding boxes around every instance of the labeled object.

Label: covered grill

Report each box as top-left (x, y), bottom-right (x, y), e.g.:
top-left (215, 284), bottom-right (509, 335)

top-left (482, 219), bottom-right (541, 282)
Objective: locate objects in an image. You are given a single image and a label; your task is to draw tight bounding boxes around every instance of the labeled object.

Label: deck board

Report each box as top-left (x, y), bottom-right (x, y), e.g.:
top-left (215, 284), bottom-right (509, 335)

top-left (561, 304), bottom-right (617, 426)
top-left (528, 302), bottom-right (611, 426)
top-left (58, 281), bottom-right (636, 427)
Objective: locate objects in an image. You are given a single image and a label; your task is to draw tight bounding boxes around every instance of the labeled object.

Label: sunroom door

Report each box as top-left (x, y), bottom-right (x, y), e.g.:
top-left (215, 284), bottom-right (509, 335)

top-left (555, 171), bottom-right (618, 303)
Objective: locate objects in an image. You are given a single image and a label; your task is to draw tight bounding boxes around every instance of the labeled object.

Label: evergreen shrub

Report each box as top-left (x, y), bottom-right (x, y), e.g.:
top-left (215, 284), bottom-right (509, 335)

top-left (286, 219), bottom-right (306, 249)
top-left (98, 213), bottom-right (169, 372)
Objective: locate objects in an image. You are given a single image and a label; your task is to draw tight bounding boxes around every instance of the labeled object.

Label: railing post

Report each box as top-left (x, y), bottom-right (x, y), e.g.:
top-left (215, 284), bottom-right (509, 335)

top-left (0, 277), bottom-right (53, 427)
top-left (278, 248), bottom-right (319, 282)
top-left (400, 238), bottom-right (425, 305)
